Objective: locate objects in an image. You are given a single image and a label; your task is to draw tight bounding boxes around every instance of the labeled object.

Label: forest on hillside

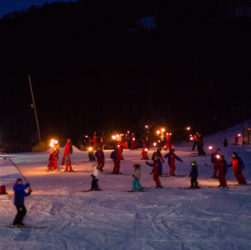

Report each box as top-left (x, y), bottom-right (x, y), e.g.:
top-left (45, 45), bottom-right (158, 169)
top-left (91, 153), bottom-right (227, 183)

top-left (0, 0), bottom-right (250, 151)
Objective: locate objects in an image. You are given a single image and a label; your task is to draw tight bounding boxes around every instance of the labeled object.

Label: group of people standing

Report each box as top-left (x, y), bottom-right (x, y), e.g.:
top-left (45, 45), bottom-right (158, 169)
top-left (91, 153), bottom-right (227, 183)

top-left (211, 149), bottom-right (247, 187)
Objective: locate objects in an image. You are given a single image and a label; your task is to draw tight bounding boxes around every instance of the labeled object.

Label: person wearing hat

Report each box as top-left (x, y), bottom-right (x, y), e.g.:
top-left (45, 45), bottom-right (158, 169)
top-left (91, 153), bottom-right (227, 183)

top-left (132, 164), bottom-right (143, 191)
top-left (13, 178), bottom-right (32, 227)
top-left (189, 160), bottom-right (199, 189)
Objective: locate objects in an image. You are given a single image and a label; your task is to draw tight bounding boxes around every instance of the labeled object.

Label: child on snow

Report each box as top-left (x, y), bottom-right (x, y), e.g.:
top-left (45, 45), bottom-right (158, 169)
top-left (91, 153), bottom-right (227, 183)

top-left (189, 160), bottom-right (199, 189)
top-left (132, 164), bottom-right (143, 191)
top-left (48, 145), bottom-right (60, 171)
top-left (90, 165), bottom-right (100, 191)
top-left (13, 178), bottom-right (32, 227)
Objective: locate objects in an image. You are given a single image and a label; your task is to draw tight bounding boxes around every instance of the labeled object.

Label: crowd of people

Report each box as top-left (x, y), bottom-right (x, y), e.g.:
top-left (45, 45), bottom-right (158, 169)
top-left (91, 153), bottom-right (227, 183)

top-left (4, 131), bottom-right (248, 228)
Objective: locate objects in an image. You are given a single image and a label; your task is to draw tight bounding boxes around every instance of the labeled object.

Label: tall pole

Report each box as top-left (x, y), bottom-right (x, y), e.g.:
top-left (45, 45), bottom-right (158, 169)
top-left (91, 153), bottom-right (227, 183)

top-left (28, 75), bottom-right (41, 142)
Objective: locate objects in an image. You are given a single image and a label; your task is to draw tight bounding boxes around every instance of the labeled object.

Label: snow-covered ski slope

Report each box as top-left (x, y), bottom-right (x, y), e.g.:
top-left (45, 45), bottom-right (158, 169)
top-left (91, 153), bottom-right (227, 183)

top-left (0, 123), bottom-right (251, 250)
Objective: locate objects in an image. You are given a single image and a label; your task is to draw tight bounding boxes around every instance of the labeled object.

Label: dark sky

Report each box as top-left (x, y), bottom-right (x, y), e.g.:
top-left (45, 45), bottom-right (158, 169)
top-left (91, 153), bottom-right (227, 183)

top-left (0, 0), bottom-right (76, 17)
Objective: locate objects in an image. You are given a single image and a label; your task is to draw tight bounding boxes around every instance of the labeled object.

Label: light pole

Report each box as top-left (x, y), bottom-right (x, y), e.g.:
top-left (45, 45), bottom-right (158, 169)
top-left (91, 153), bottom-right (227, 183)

top-left (28, 75), bottom-right (41, 142)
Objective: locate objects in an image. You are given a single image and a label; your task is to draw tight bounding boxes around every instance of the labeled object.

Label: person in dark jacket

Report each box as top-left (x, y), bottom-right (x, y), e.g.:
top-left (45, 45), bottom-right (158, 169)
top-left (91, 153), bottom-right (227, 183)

top-left (218, 155), bottom-right (228, 187)
top-left (13, 178), bottom-right (32, 227)
top-left (196, 132), bottom-right (205, 156)
top-left (189, 160), bottom-right (199, 189)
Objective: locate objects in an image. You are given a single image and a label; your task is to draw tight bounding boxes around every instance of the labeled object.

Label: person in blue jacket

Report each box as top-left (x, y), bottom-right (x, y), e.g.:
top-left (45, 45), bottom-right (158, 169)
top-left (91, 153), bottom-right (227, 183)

top-left (13, 178), bottom-right (32, 227)
top-left (189, 160), bottom-right (199, 189)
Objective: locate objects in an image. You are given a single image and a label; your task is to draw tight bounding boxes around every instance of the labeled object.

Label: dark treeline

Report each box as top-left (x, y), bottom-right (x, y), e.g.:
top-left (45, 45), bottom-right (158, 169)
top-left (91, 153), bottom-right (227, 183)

top-left (0, 0), bottom-right (251, 152)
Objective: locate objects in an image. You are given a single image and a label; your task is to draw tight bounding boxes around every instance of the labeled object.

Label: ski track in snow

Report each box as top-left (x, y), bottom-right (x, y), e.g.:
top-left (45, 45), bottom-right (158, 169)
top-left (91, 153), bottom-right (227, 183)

top-left (1, 123), bottom-right (251, 249)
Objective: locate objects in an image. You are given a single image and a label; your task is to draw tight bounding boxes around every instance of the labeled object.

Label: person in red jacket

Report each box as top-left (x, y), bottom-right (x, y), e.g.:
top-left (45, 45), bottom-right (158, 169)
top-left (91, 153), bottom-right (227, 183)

top-left (48, 145), bottom-right (60, 171)
top-left (95, 147), bottom-right (105, 171)
top-left (211, 148), bottom-right (221, 178)
top-left (110, 147), bottom-right (121, 174)
top-left (164, 133), bottom-right (171, 150)
top-left (62, 139), bottom-right (73, 172)
top-left (93, 132), bottom-right (98, 150)
top-left (232, 152), bottom-right (247, 185)
top-left (141, 147), bottom-right (149, 160)
top-left (146, 152), bottom-right (163, 188)
top-left (130, 133), bottom-right (136, 150)
top-left (117, 143), bottom-right (124, 160)
top-left (164, 148), bottom-right (183, 176)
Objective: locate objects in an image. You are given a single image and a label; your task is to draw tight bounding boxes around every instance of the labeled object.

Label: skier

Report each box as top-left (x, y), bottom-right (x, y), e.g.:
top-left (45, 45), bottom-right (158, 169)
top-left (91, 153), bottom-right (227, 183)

top-left (141, 147), bottom-right (149, 160)
top-left (48, 145), bottom-right (60, 171)
top-left (131, 164), bottom-right (143, 191)
top-left (211, 148), bottom-right (221, 178)
top-left (117, 143), bottom-right (124, 160)
top-left (232, 152), bottom-right (247, 185)
top-left (164, 148), bottom-right (183, 176)
top-left (196, 132), bottom-right (205, 156)
top-left (151, 147), bottom-right (164, 175)
top-left (189, 160), bottom-right (199, 189)
top-left (234, 134), bottom-right (240, 145)
top-left (146, 152), bottom-right (163, 188)
top-left (88, 146), bottom-right (96, 161)
top-left (62, 139), bottom-right (73, 172)
top-left (93, 131), bottom-right (98, 150)
top-left (130, 133), bottom-right (136, 150)
top-left (164, 133), bottom-right (171, 150)
top-left (90, 165), bottom-right (100, 191)
top-left (13, 178), bottom-right (32, 227)
top-left (110, 147), bottom-right (121, 174)
top-left (95, 146), bottom-right (105, 171)
top-left (218, 155), bottom-right (228, 187)
top-left (191, 133), bottom-right (198, 151)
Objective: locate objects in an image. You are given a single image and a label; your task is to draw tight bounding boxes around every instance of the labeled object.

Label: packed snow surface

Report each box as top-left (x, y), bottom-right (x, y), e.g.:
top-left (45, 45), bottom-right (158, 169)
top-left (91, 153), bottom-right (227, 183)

top-left (0, 124), bottom-right (251, 250)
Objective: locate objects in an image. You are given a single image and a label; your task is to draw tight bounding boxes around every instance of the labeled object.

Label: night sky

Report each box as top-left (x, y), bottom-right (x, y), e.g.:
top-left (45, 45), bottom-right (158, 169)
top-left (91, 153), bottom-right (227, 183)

top-left (0, 0), bottom-right (75, 17)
